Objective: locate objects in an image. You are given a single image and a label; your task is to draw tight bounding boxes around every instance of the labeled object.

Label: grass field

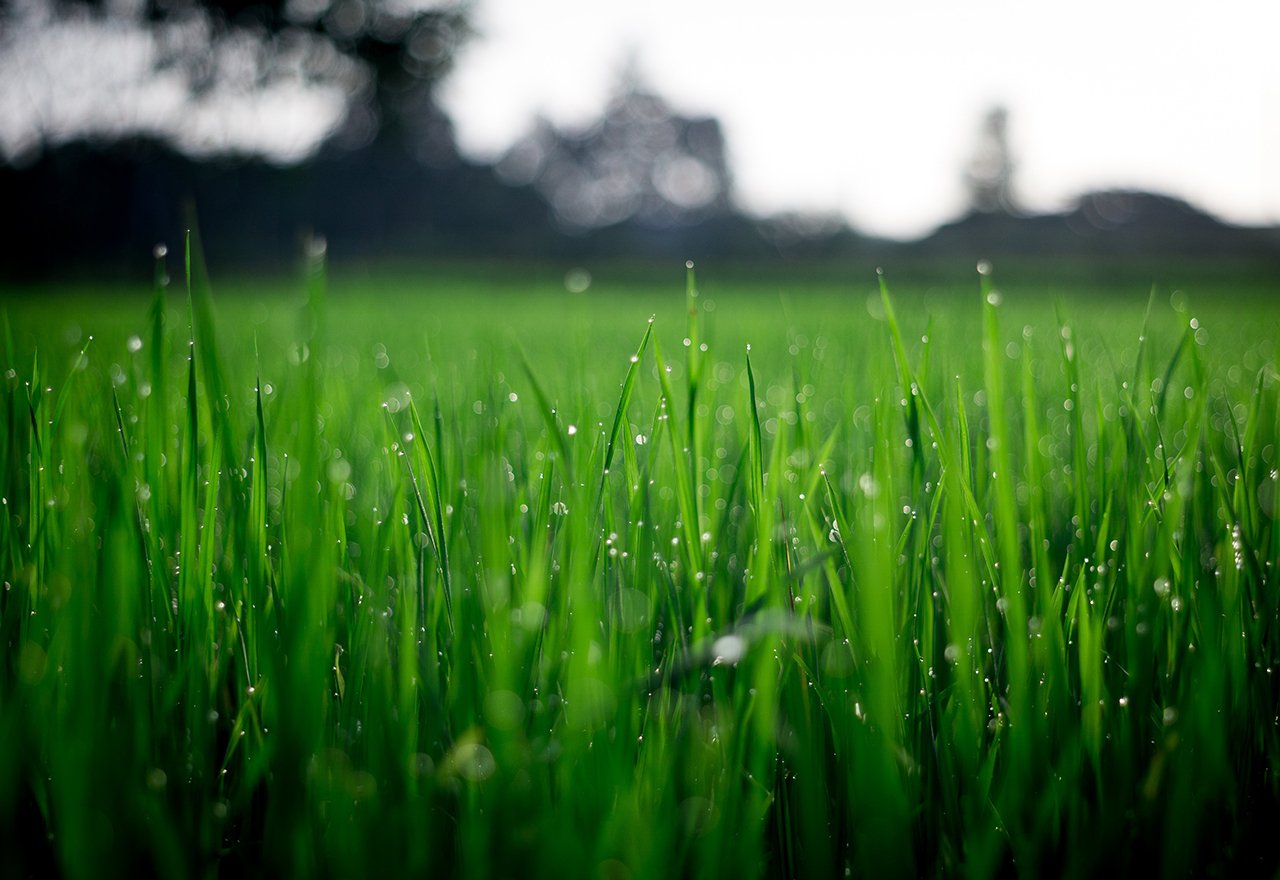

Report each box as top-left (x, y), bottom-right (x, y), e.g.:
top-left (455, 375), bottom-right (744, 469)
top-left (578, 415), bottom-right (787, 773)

top-left (2, 251), bottom-right (1279, 878)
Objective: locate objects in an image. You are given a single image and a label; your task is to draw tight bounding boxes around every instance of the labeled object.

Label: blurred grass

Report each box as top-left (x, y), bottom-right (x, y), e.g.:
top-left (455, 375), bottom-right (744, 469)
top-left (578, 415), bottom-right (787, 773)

top-left (1, 257), bottom-right (1279, 878)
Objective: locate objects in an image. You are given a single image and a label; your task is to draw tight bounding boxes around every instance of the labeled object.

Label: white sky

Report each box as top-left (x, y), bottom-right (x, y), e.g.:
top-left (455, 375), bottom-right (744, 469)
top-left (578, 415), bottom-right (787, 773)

top-left (440, 0), bottom-right (1280, 239)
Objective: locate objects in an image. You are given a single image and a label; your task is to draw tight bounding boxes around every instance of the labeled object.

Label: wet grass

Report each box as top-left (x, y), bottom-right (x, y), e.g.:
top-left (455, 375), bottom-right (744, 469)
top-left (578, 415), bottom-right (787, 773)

top-left (2, 250), bottom-right (1279, 878)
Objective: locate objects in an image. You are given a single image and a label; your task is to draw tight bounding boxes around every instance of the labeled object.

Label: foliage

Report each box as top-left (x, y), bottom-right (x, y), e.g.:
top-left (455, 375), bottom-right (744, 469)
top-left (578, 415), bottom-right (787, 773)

top-left (498, 64), bottom-right (735, 230)
top-left (965, 106), bottom-right (1018, 215)
top-left (0, 0), bottom-right (471, 161)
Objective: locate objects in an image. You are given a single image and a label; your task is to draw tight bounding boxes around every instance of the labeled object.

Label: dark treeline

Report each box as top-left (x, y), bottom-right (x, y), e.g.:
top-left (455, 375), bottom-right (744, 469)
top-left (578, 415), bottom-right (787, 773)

top-left (0, 78), bottom-right (788, 278)
top-left (6, 134), bottom-right (1279, 282)
top-left (1, 0), bottom-right (1278, 280)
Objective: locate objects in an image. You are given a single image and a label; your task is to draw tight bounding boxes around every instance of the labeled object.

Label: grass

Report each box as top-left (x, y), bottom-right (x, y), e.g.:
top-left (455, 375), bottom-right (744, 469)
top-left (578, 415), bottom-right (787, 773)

top-left (1, 249), bottom-right (1279, 878)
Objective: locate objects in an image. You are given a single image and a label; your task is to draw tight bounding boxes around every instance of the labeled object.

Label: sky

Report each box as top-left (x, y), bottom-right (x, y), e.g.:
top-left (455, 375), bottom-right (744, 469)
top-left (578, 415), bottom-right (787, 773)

top-left (440, 0), bottom-right (1280, 239)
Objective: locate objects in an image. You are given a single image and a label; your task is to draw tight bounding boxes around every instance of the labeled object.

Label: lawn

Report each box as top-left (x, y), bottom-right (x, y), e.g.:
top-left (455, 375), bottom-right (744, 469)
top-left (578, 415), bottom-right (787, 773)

top-left (2, 253), bottom-right (1278, 877)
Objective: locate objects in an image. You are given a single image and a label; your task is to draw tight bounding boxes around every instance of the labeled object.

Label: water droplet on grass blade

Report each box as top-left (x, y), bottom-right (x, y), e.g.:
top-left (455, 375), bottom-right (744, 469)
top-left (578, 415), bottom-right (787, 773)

top-left (564, 268), bottom-right (592, 292)
top-left (712, 635), bottom-right (746, 666)
top-left (451, 742), bottom-right (496, 782)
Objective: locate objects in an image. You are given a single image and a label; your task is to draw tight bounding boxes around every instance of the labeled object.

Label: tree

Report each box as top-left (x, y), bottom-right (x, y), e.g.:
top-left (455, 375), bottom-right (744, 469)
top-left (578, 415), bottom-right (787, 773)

top-left (497, 62), bottom-right (735, 230)
top-left (963, 105), bottom-right (1017, 214)
top-left (0, 0), bottom-right (472, 164)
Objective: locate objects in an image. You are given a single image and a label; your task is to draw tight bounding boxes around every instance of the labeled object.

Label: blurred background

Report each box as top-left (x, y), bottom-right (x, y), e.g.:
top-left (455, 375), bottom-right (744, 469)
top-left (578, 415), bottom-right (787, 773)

top-left (0, 0), bottom-right (1277, 280)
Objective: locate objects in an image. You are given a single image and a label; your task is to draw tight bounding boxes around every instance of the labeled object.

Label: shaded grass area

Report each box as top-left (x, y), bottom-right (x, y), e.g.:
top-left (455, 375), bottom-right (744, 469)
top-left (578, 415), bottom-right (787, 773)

top-left (2, 253), bottom-right (1279, 877)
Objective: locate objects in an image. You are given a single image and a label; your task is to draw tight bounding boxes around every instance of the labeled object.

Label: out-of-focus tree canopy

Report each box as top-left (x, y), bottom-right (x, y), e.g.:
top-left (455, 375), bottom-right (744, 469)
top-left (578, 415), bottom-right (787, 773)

top-left (497, 65), bottom-right (734, 231)
top-left (0, 0), bottom-right (471, 164)
top-left (964, 105), bottom-right (1017, 215)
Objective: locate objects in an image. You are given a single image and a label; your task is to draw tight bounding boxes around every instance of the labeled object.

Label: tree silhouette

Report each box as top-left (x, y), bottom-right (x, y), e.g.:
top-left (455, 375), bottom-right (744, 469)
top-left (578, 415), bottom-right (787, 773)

top-left (964, 105), bottom-right (1017, 214)
top-left (0, 0), bottom-right (471, 163)
top-left (498, 63), bottom-right (734, 230)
